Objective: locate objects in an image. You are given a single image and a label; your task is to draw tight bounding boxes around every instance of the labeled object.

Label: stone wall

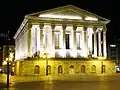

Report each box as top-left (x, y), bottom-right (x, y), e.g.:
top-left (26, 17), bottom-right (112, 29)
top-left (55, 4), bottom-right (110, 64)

top-left (14, 59), bottom-right (116, 76)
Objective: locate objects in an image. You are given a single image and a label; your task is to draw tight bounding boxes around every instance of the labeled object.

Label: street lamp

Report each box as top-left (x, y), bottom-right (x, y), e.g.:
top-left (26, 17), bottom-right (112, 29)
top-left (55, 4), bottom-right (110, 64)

top-left (6, 51), bottom-right (13, 88)
top-left (6, 57), bottom-right (10, 88)
top-left (43, 53), bottom-right (48, 76)
top-left (6, 30), bottom-right (10, 88)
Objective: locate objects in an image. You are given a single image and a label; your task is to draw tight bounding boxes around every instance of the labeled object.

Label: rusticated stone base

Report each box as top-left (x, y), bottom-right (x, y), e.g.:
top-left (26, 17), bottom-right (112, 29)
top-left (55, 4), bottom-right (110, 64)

top-left (14, 58), bottom-right (116, 76)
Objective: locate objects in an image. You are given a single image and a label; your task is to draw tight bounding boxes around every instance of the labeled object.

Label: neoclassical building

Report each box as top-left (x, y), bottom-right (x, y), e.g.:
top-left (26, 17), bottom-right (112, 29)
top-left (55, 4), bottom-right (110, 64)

top-left (14, 5), bottom-right (115, 75)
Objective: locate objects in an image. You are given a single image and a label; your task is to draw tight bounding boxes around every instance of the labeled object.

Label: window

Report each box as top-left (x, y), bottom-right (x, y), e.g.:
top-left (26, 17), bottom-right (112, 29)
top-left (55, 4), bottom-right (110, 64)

top-left (55, 33), bottom-right (60, 49)
top-left (91, 65), bottom-right (96, 73)
top-left (81, 65), bottom-right (85, 73)
top-left (34, 65), bottom-right (40, 74)
top-left (69, 65), bottom-right (74, 74)
top-left (58, 65), bottom-right (63, 74)
top-left (47, 65), bottom-right (51, 75)
top-left (101, 65), bottom-right (106, 73)
top-left (65, 34), bottom-right (70, 49)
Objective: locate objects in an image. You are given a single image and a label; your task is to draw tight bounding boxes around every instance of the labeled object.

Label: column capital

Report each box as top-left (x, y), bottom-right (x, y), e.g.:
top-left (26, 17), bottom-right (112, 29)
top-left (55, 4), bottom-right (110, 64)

top-left (103, 30), bottom-right (106, 33)
top-left (62, 25), bottom-right (66, 30)
top-left (83, 26), bottom-right (88, 31)
top-left (93, 27), bottom-right (97, 31)
top-left (98, 29), bottom-right (102, 33)
top-left (51, 24), bottom-right (55, 30)
top-left (39, 24), bottom-right (44, 29)
top-left (28, 24), bottom-right (32, 29)
top-left (73, 26), bottom-right (77, 31)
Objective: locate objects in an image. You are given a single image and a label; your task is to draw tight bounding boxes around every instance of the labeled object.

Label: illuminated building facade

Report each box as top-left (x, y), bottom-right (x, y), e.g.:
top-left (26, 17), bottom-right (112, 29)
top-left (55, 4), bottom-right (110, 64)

top-left (14, 5), bottom-right (116, 75)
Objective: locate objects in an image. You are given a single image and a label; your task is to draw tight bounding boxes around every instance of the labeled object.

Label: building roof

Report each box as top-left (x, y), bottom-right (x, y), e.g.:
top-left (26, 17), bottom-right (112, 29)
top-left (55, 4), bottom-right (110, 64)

top-left (26, 5), bottom-right (110, 23)
top-left (14, 5), bottom-right (110, 39)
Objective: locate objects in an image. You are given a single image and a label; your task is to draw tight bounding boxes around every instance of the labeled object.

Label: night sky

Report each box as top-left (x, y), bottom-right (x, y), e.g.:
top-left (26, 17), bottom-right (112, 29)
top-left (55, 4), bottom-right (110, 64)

top-left (0, 0), bottom-right (118, 44)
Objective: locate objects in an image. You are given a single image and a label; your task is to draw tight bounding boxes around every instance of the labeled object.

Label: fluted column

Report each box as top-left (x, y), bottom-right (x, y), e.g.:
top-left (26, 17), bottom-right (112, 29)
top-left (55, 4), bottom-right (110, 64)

top-left (51, 24), bottom-right (55, 57)
top-left (93, 27), bottom-right (97, 57)
top-left (98, 30), bottom-right (102, 56)
top-left (83, 27), bottom-right (88, 57)
top-left (103, 29), bottom-right (107, 58)
top-left (27, 24), bottom-right (32, 57)
top-left (39, 24), bottom-right (44, 57)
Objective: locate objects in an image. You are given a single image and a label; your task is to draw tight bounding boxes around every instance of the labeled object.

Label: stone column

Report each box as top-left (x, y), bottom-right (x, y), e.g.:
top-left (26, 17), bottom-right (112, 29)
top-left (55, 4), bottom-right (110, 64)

top-left (103, 29), bottom-right (107, 58)
top-left (62, 25), bottom-right (66, 49)
top-left (98, 30), bottom-right (102, 56)
top-left (93, 27), bottom-right (97, 57)
top-left (39, 24), bottom-right (44, 57)
top-left (62, 25), bottom-right (66, 57)
top-left (27, 24), bottom-right (32, 57)
top-left (83, 27), bottom-right (88, 57)
top-left (51, 24), bottom-right (55, 57)
top-left (73, 26), bottom-right (77, 50)
top-left (72, 26), bottom-right (77, 57)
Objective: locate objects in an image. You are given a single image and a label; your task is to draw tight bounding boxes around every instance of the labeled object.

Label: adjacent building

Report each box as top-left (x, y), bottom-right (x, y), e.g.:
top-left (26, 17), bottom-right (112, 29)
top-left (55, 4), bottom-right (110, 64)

top-left (13, 5), bottom-right (116, 76)
top-left (108, 44), bottom-right (117, 60)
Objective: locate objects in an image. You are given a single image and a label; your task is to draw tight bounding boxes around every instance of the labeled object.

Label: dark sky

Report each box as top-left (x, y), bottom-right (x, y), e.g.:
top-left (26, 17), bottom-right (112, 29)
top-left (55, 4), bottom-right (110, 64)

top-left (0, 0), bottom-right (119, 44)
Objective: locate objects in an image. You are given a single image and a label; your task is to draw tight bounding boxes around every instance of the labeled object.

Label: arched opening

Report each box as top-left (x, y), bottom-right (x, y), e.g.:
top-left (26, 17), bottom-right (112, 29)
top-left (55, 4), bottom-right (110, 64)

top-left (91, 65), bottom-right (96, 73)
top-left (81, 65), bottom-right (85, 73)
top-left (101, 65), bottom-right (106, 73)
top-left (58, 65), bottom-right (63, 74)
top-left (34, 65), bottom-right (40, 74)
top-left (47, 65), bottom-right (51, 75)
top-left (69, 65), bottom-right (74, 74)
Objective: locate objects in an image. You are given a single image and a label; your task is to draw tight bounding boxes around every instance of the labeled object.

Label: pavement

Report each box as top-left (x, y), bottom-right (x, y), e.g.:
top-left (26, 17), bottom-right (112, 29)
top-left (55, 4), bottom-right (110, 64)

top-left (1, 74), bottom-right (120, 90)
top-left (1, 73), bottom-right (120, 84)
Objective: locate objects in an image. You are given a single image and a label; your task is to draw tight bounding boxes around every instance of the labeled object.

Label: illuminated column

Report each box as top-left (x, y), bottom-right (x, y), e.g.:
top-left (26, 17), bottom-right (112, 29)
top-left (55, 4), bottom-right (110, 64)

top-left (70, 26), bottom-right (74, 49)
top-left (62, 25), bottom-right (66, 57)
top-left (103, 29), bottom-right (107, 58)
top-left (83, 27), bottom-right (88, 57)
top-left (27, 24), bottom-right (32, 57)
top-left (72, 26), bottom-right (77, 57)
top-left (98, 30), bottom-right (102, 56)
top-left (88, 28), bottom-right (93, 55)
top-left (73, 26), bottom-right (77, 50)
top-left (51, 24), bottom-right (55, 57)
top-left (62, 25), bottom-right (66, 49)
top-left (93, 27), bottom-right (97, 57)
top-left (39, 24), bottom-right (44, 57)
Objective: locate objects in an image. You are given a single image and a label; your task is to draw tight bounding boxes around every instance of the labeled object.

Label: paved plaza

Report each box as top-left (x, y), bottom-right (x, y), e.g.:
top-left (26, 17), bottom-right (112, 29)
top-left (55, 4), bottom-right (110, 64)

top-left (1, 74), bottom-right (120, 90)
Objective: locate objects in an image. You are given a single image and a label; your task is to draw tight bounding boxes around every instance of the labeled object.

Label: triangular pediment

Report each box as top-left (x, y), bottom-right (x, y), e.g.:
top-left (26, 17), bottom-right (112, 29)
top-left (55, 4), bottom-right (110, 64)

top-left (26, 5), bottom-right (110, 23)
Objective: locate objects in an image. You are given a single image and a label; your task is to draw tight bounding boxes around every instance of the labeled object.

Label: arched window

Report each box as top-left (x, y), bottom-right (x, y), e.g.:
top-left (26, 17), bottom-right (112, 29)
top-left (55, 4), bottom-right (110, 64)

top-left (69, 65), bottom-right (74, 74)
top-left (70, 65), bottom-right (74, 69)
top-left (101, 65), bottom-right (106, 73)
top-left (58, 65), bottom-right (63, 74)
top-left (34, 65), bottom-right (40, 74)
top-left (91, 65), bottom-right (96, 73)
top-left (47, 65), bottom-right (51, 75)
top-left (81, 65), bottom-right (85, 73)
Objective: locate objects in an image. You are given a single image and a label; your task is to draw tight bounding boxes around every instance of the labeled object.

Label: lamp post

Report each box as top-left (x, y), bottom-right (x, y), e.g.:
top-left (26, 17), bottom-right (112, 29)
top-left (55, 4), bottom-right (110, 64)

top-left (43, 53), bottom-right (48, 76)
top-left (6, 30), bottom-right (10, 88)
top-left (6, 57), bottom-right (10, 88)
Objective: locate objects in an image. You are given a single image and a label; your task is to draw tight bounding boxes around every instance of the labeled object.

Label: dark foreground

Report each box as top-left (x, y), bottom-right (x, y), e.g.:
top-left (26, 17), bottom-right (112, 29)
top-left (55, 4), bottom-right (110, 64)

top-left (1, 80), bottom-right (120, 90)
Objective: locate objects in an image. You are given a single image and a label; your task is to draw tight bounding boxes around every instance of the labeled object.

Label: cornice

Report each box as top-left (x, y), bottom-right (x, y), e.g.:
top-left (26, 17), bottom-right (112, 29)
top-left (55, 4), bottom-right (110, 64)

top-left (27, 16), bottom-right (107, 25)
top-left (13, 18), bottom-right (28, 39)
